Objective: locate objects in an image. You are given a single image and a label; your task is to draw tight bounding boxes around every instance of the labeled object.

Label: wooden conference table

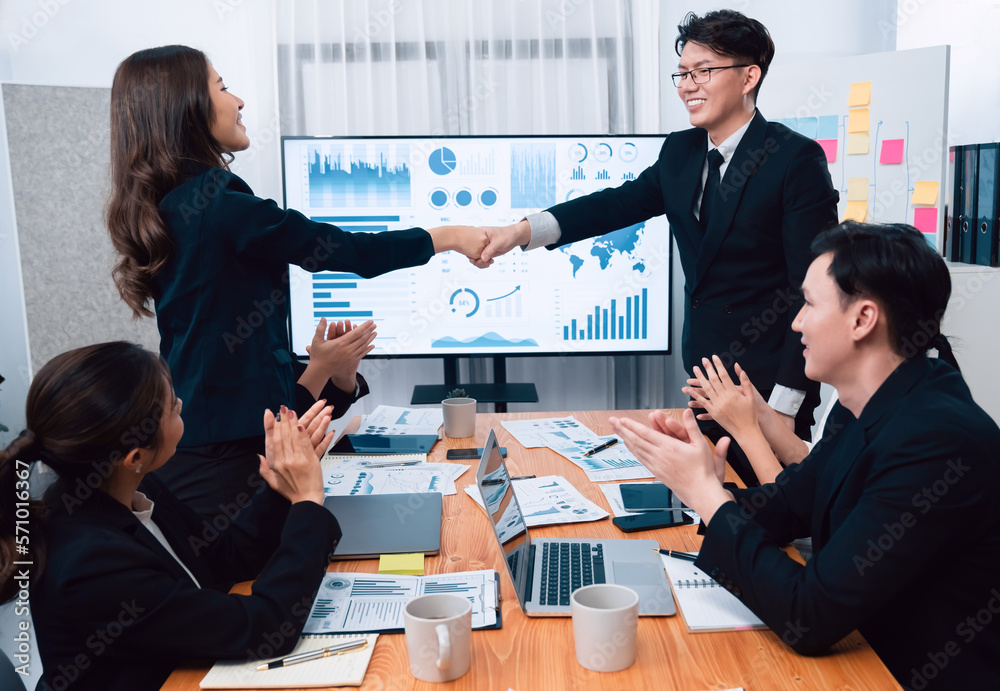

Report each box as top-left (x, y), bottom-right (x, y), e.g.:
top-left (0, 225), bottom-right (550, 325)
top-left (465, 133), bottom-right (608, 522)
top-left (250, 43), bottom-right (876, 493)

top-left (161, 410), bottom-right (898, 691)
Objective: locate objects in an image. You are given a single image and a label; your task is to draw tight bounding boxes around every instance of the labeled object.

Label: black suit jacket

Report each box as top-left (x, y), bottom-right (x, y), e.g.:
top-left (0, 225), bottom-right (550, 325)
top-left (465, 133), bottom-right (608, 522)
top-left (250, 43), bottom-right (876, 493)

top-left (547, 111), bottom-right (839, 413)
top-left (155, 165), bottom-right (434, 446)
top-left (698, 356), bottom-right (1000, 689)
top-left (33, 475), bottom-right (341, 691)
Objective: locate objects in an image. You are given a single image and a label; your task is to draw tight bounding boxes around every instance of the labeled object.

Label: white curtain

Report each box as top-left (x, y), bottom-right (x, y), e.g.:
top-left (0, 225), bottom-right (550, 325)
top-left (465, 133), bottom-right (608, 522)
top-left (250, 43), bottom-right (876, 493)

top-left (275, 0), bottom-right (668, 413)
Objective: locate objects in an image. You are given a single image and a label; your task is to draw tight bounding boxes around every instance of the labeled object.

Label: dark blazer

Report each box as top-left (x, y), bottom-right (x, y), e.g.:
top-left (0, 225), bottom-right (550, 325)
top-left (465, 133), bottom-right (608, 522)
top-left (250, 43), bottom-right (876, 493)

top-left (155, 165), bottom-right (434, 446)
top-left (33, 475), bottom-right (341, 691)
top-left (698, 356), bottom-right (1000, 689)
top-left (547, 111), bottom-right (839, 413)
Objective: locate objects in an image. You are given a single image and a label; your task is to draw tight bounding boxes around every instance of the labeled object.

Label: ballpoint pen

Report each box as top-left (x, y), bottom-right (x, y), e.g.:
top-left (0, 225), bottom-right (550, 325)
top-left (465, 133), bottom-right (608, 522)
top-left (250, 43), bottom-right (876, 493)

top-left (358, 459), bottom-right (423, 468)
top-left (655, 549), bottom-right (698, 562)
top-left (256, 639), bottom-right (369, 670)
top-left (583, 438), bottom-right (619, 457)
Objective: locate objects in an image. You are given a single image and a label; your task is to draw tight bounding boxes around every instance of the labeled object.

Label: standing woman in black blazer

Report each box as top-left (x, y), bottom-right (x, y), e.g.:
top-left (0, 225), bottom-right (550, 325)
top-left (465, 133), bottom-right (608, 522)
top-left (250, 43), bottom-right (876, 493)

top-left (0, 342), bottom-right (341, 691)
top-left (105, 45), bottom-right (487, 517)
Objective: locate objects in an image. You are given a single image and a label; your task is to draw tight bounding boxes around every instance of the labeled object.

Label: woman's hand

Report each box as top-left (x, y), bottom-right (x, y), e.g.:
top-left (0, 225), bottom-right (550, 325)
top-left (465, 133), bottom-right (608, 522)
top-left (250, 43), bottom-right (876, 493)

top-left (301, 318), bottom-right (375, 395)
top-left (683, 356), bottom-right (759, 440)
top-left (609, 410), bottom-right (733, 524)
top-left (259, 406), bottom-right (325, 506)
top-left (427, 226), bottom-right (490, 261)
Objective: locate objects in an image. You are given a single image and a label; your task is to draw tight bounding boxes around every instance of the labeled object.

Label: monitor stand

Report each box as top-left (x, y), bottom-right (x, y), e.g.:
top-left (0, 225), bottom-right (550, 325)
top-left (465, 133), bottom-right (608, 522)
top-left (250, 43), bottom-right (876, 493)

top-left (410, 356), bottom-right (538, 413)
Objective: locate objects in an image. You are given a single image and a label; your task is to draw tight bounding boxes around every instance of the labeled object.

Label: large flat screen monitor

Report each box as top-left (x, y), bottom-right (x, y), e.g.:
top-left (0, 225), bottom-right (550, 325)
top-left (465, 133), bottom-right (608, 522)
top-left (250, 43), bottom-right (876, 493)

top-left (282, 135), bottom-right (671, 357)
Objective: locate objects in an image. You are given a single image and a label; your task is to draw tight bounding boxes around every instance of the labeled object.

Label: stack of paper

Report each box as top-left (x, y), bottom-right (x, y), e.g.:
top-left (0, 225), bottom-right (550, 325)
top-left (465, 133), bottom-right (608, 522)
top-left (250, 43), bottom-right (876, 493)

top-left (303, 570), bottom-right (499, 634)
top-left (501, 418), bottom-right (653, 481)
top-left (357, 405), bottom-right (443, 435)
top-left (465, 475), bottom-right (609, 526)
top-left (324, 462), bottom-right (469, 496)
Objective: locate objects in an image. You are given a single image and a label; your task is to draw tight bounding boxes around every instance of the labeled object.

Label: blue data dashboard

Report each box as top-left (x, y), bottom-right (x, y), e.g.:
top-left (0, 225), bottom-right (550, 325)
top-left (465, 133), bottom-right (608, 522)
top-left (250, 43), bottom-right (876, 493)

top-left (282, 136), bottom-right (671, 357)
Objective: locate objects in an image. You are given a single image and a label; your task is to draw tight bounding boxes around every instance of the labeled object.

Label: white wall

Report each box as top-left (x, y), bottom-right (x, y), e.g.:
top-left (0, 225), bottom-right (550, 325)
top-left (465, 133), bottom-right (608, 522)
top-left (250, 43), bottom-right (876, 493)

top-left (897, 0), bottom-right (1000, 145)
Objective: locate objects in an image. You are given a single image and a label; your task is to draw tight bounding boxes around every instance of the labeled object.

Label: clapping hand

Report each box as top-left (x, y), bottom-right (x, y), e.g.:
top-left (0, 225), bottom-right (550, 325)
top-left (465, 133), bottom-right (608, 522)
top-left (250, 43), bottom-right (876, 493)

top-left (259, 405), bottom-right (325, 506)
top-left (305, 318), bottom-right (375, 393)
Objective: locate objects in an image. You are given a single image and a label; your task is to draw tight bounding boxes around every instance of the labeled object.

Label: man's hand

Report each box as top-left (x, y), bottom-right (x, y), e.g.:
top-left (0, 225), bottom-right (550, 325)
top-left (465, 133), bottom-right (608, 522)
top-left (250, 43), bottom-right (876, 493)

top-left (610, 410), bottom-right (733, 524)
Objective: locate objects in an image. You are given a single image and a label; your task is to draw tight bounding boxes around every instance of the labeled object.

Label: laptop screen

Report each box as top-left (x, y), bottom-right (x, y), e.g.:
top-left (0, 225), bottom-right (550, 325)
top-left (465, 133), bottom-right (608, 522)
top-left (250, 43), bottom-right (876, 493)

top-left (477, 430), bottom-right (532, 609)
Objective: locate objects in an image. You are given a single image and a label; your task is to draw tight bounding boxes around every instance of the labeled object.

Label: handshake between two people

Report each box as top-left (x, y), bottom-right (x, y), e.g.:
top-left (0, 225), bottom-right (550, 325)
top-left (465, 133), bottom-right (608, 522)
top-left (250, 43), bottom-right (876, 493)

top-left (432, 220), bottom-right (532, 268)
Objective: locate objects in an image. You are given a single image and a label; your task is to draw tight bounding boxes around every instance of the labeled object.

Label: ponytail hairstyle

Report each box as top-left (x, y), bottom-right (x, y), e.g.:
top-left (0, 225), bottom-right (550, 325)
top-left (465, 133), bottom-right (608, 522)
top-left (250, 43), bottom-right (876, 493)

top-left (811, 221), bottom-right (961, 372)
top-left (106, 45), bottom-right (233, 318)
top-left (0, 342), bottom-right (172, 603)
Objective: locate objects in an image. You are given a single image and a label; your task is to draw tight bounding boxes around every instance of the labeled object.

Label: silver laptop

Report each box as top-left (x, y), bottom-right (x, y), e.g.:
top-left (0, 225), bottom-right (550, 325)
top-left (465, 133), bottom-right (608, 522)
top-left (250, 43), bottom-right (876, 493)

top-left (476, 430), bottom-right (674, 616)
top-left (324, 492), bottom-right (442, 559)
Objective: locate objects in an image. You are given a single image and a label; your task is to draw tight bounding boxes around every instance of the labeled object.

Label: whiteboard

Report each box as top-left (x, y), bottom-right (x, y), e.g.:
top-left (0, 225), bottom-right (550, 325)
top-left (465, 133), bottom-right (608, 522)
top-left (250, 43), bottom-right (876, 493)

top-left (759, 45), bottom-right (950, 253)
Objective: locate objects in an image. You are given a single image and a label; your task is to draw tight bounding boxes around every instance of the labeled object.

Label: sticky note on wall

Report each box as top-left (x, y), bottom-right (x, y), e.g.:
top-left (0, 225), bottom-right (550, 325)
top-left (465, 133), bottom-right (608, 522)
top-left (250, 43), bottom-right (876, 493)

top-left (911, 181), bottom-right (939, 205)
top-left (913, 207), bottom-right (938, 234)
top-left (848, 109), bottom-right (870, 133)
top-left (817, 115), bottom-right (839, 140)
top-left (848, 82), bottom-right (872, 107)
top-left (847, 133), bottom-right (869, 155)
top-left (817, 139), bottom-right (838, 163)
top-left (847, 177), bottom-right (869, 201)
top-left (880, 139), bottom-right (905, 164)
top-left (843, 201), bottom-right (868, 222)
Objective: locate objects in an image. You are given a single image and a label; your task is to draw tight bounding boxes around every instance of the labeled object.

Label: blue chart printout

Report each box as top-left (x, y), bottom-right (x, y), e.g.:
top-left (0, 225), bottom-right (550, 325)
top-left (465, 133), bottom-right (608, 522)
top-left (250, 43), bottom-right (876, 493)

top-left (283, 136), bottom-right (671, 356)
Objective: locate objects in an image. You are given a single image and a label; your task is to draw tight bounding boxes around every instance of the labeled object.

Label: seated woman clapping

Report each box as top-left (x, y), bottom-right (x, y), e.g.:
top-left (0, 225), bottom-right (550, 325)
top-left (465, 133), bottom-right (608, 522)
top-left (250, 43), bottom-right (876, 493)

top-left (0, 342), bottom-right (340, 691)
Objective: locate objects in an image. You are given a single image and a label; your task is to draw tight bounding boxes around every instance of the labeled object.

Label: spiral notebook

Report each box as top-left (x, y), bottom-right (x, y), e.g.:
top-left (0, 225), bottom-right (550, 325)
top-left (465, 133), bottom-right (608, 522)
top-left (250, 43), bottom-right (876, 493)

top-left (199, 633), bottom-right (378, 688)
top-left (661, 554), bottom-right (766, 633)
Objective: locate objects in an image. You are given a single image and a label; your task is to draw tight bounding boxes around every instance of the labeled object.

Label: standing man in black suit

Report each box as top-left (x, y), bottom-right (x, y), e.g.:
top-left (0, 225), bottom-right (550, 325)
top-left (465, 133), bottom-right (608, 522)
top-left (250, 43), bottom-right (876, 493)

top-left (473, 10), bottom-right (839, 486)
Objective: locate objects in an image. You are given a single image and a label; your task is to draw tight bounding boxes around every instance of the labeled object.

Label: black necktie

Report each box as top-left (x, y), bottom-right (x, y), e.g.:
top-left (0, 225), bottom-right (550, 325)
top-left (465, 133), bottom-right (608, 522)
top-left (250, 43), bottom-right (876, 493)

top-left (700, 148), bottom-right (724, 231)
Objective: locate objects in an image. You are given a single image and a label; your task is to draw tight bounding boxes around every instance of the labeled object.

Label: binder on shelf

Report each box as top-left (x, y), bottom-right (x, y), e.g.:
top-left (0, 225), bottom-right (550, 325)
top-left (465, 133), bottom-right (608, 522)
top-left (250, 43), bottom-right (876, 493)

top-left (959, 144), bottom-right (978, 264)
top-left (975, 142), bottom-right (999, 267)
top-left (948, 146), bottom-right (962, 262)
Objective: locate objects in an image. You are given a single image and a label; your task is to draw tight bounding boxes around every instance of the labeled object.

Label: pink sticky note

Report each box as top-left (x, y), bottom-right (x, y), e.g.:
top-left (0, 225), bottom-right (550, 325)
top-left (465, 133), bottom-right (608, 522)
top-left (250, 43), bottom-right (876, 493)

top-left (880, 139), bottom-right (905, 164)
top-left (817, 139), bottom-right (838, 163)
top-left (914, 207), bottom-right (938, 234)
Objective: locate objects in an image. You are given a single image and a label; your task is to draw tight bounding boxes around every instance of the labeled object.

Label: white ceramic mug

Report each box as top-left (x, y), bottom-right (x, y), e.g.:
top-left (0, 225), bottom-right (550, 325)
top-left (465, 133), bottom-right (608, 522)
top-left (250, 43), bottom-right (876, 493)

top-left (570, 583), bottom-right (640, 672)
top-left (442, 397), bottom-right (477, 438)
top-left (404, 593), bottom-right (472, 682)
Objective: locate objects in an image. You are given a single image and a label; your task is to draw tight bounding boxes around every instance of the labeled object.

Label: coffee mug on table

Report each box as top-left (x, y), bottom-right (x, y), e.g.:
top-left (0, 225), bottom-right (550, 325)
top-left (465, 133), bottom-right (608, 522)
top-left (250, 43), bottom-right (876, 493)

top-left (570, 583), bottom-right (640, 672)
top-left (404, 593), bottom-right (472, 682)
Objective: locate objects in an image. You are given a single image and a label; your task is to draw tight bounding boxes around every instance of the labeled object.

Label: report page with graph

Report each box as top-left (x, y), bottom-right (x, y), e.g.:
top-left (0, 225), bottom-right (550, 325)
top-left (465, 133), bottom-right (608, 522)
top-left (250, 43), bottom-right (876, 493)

top-left (282, 135), bottom-right (671, 357)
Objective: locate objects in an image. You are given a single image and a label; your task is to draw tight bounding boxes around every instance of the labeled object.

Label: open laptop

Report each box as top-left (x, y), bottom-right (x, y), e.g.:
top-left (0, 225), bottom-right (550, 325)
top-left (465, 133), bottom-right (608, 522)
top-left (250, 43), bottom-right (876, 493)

top-left (476, 430), bottom-right (674, 616)
top-left (324, 492), bottom-right (442, 559)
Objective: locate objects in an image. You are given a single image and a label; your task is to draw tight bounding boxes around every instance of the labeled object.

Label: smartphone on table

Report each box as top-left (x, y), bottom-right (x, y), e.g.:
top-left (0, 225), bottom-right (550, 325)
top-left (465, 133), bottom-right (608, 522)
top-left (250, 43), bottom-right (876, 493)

top-left (620, 483), bottom-right (687, 513)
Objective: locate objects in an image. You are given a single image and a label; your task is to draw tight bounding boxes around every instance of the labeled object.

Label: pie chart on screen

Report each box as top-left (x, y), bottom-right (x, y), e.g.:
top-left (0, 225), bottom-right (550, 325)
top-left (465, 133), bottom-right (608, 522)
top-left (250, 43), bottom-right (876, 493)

top-left (429, 147), bottom-right (457, 175)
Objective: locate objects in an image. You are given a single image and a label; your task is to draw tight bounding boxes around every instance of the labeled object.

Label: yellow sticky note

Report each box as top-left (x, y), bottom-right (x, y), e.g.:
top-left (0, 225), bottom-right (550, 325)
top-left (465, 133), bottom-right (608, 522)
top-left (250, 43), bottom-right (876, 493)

top-left (847, 177), bottom-right (869, 202)
top-left (379, 553), bottom-right (425, 575)
top-left (911, 180), bottom-right (939, 206)
top-left (848, 81), bottom-right (872, 107)
top-left (843, 201), bottom-right (868, 223)
top-left (848, 108), bottom-right (870, 133)
top-left (847, 132), bottom-right (869, 155)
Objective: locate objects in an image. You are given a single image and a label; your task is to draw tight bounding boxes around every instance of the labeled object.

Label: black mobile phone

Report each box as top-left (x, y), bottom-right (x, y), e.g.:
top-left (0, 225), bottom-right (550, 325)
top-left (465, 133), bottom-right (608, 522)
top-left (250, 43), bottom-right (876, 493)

top-left (620, 483), bottom-right (687, 513)
top-left (612, 510), bottom-right (693, 533)
top-left (445, 447), bottom-right (507, 460)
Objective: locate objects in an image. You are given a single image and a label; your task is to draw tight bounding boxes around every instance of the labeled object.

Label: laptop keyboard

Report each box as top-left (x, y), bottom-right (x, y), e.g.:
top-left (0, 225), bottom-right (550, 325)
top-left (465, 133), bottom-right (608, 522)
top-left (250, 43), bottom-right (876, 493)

top-left (539, 542), bottom-right (606, 606)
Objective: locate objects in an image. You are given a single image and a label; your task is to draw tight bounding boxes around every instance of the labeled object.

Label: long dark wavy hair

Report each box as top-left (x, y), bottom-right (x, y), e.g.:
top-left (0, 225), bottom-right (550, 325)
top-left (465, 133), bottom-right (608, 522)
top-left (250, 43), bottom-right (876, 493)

top-left (0, 342), bottom-right (172, 602)
top-left (106, 45), bottom-right (233, 318)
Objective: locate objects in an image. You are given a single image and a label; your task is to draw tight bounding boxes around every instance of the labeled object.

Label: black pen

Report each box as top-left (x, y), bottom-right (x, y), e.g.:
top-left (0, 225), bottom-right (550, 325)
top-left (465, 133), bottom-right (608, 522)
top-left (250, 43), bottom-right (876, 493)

top-left (655, 549), bottom-right (698, 562)
top-left (256, 639), bottom-right (368, 670)
top-left (583, 438), bottom-right (619, 457)
top-left (510, 475), bottom-right (536, 481)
